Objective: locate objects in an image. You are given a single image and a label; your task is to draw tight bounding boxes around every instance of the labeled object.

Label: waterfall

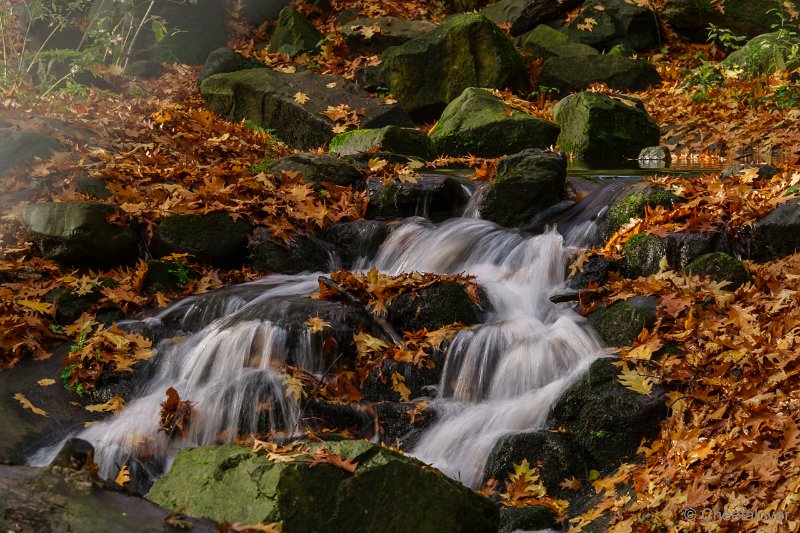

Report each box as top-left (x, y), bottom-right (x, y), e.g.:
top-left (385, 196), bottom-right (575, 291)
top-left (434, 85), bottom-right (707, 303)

top-left (31, 216), bottom-right (603, 488)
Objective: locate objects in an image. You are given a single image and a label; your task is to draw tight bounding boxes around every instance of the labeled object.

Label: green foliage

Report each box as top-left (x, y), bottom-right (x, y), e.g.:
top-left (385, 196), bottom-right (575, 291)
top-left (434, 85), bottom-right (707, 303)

top-left (706, 23), bottom-right (746, 52)
top-left (168, 260), bottom-right (191, 287)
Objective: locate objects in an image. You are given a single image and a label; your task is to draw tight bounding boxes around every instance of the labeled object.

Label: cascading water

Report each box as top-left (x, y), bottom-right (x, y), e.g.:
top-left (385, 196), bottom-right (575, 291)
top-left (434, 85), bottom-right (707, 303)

top-left (31, 192), bottom-right (610, 488)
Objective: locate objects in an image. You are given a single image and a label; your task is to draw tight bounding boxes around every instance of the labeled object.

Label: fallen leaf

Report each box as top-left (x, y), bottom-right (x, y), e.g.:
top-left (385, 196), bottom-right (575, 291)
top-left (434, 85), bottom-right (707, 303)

top-left (13, 393), bottom-right (47, 416)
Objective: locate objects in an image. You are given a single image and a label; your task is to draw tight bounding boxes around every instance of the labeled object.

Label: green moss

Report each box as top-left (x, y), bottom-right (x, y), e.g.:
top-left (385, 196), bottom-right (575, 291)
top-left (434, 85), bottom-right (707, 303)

top-left (683, 252), bottom-right (750, 289)
top-left (603, 187), bottom-right (678, 240)
top-left (587, 299), bottom-right (656, 347)
top-left (329, 129), bottom-right (367, 150)
top-left (622, 233), bottom-right (666, 278)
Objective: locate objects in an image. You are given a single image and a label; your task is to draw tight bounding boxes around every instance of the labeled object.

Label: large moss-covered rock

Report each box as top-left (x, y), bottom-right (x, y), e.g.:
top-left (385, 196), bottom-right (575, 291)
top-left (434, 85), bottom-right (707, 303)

top-left (622, 233), bottom-right (667, 278)
top-left (152, 212), bottom-right (251, 268)
top-left (482, 0), bottom-right (584, 36)
top-left (477, 149), bottom-right (567, 227)
top-left (198, 47), bottom-right (262, 85)
top-left (147, 440), bottom-right (499, 532)
top-left (598, 183), bottom-right (678, 241)
top-left (538, 55), bottom-right (661, 96)
top-left (741, 197), bottom-right (800, 261)
top-left (547, 357), bottom-right (667, 469)
top-left (0, 130), bottom-right (62, 177)
top-left (365, 175), bottom-right (471, 221)
top-left (684, 252), bottom-right (750, 289)
top-left (663, 231), bottom-right (730, 270)
top-left (553, 92), bottom-right (660, 162)
top-left (330, 126), bottom-right (435, 160)
top-left (429, 87), bottom-right (559, 158)
top-left (721, 31), bottom-right (800, 76)
top-left (520, 25), bottom-right (599, 60)
top-left (661, 0), bottom-right (797, 41)
top-left (380, 14), bottom-right (529, 121)
top-left (201, 69), bottom-right (413, 149)
top-left (587, 296), bottom-right (657, 347)
top-left (23, 202), bottom-right (139, 266)
top-left (268, 6), bottom-right (324, 56)
top-left (341, 17), bottom-right (436, 56)
top-left (268, 153), bottom-right (363, 187)
top-left (563, 0), bottom-right (661, 52)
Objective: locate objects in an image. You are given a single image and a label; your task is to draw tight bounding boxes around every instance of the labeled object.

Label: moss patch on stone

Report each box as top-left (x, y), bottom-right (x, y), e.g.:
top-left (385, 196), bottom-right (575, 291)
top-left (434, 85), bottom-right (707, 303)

top-left (683, 252), bottom-right (750, 289)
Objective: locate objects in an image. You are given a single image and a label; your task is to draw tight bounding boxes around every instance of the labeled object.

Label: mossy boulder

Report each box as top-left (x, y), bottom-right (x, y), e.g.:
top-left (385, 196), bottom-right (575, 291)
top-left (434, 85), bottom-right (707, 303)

top-left (380, 13), bottom-right (529, 121)
top-left (477, 149), bottom-right (567, 228)
top-left (539, 55), bottom-right (661, 97)
top-left (482, 0), bottom-right (584, 36)
top-left (268, 6), bottom-right (323, 56)
top-left (365, 175), bottom-right (471, 221)
top-left (387, 281), bottom-right (489, 332)
top-left (329, 126), bottom-right (435, 160)
top-left (683, 252), bottom-right (750, 289)
top-left (198, 47), bottom-right (261, 85)
top-left (622, 233), bottom-right (667, 278)
top-left (661, 0), bottom-right (797, 41)
top-left (553, 92), bottom-right (660, 163)
top-left (268, 153), bottom-right (364, 187)
top-left (341, 17), bottom-right (436, 56)
top-left (721, 31), bottom-right (800, 76)
top-left (152, 212), bottom-right (251, 268)
top-left (520, 24), bottom-right (599, 60)
top-left (248, 227), bottom-right (332, 274)
top-left (22, 202), bottom-right (139, 267)
top-left (598, 183), bottom-right (679, 241)
top-left (429, 87), bottom-right (559, 158)
top-left (200, 69), bottom-right (412, 149)
top-left (587, 296), bottom-right (657, 347)
top-left (147, 440), bottom-right (499, 533)
top-left (547, 357), bottom-right (667, 470)
top-left (563, 0), bottom-right (661, 52)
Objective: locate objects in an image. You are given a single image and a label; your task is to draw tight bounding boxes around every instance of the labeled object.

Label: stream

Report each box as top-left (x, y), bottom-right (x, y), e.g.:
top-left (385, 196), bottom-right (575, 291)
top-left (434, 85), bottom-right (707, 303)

top-left (30, 164), bottom-right (716, 491)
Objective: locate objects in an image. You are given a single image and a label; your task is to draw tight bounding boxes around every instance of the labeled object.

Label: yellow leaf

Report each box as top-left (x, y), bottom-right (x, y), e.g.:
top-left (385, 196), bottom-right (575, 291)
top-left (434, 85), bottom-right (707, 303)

top-left (283, 375), bottom-right (306, 402)
top-left (85, 396), bottom-right (126, 414)
top-left (617, 364), bottom-right (654, 395)
top-left (588, 469), bottom-right (601, 481)
top-left (577, 17), bottom-right (597, 32)
top-left (37, 378), bottom-right (56, 387)
top-left (305, 316), bottom-right (331, 333)
top-left (115, 464), bottom-right (131, 487)
top-left (326, 82), bottom-right (337, 89)
top-left (332, 124), bottom-right (349, 134)
top-left (293, 91), bottom-right (310, 105)
top-left (391, 372), bottom-right (411, 402)
top-left (367, 157), bottom-right (388, 172)
top-left (13, 393), bottom-right (47, 416)
top-left (18, 299), bottom-right (53, 314)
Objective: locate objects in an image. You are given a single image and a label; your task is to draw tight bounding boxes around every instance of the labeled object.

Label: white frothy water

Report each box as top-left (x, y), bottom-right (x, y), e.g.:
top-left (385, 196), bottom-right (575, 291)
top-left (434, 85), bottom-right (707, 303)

top-left (369, 219), bottom-right (602, 486)
top-left (31, 217), bottom-right (602, 487)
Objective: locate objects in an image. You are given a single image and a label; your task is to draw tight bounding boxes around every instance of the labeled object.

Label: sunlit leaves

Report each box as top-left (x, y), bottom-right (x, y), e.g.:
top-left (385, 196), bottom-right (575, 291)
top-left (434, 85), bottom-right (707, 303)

top-left (13, 392), bottom-right (47, 416)
top-left (615, 362), bottom-right (654, 395)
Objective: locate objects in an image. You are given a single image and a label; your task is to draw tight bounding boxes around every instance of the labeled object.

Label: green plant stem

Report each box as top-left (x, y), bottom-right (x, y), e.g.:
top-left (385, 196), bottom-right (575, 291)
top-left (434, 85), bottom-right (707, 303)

top-left (123, 0), bottom-right (154, 70)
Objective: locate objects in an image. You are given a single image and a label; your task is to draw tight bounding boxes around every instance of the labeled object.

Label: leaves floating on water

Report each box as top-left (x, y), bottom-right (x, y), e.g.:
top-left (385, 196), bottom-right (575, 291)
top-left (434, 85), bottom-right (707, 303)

top-left (85, 396), bottom-right (126, 414)
top-left (13, 392), bottom-right (47, 417)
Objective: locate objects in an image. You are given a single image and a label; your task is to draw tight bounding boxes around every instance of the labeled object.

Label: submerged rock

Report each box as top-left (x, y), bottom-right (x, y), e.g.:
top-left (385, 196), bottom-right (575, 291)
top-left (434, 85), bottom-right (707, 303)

top-left (429, 87), bottom-right (559, 158)
top-left (477, 149), bottom-right (567, 228)
top-left (23, 202), bottom-right (139, 267)
top-left (553, 92), bottom-right (660, 163)
top-left (380, 13), bottom-right (529, 121)
top-left (201, 69), bottom-right (412, 149)
top-left (152, 212), bottom-right (251, 268)
top-left (147, 440), bottom-right (499, 533)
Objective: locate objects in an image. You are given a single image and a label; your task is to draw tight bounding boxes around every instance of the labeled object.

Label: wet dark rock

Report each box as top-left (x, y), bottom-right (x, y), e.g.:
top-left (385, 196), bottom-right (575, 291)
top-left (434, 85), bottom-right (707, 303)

top-left (147, 440), bottom-right (500, 532)
top-left (320, 220), bottom-right (394, 267)
top-left (661, 0), bottom-right (791, 41)
top-left (663, 231), bottom-right (730, 270)
top-left (739, 197), bottom-right (800, 261)
top-left (374, 401), bottom-right (437, 449)
top-left (380, 13), bottom-right (529, 121)
top-left (430, 87), bottom-right (559, 158)
top-left (387, 281), bottom-right (488, 332)
top-left (141, 260), bottom-right (199, 295)
top-left (566, 256), bottom-right (621, 290)
top-left (498, 506), bottom-right (557, 533)
top-left (198, 47), bottom-right (261, 85)
top-left (0, 438), bottom-right (216, 532)
top-left (248, 227), bottom-right (332, 274)
top-left (553, 92), bottom-right (660, 163)
top-left (597, 183), bottom-right (679, 242)
top-left (564, 0), bottom-right (661, 52)
top-left (442, 0), bottom-right (493, 13)
top-left (483, 430), bottom-right (589, 498)
top-left (362, 358), bottom-right (443, 403)
top-left (353, 64), bottom-right (385, 91)
top-left (587, 296), bottom-right (657, 347)
top-left (152, 212), bottom-right (251, 268)
top-left (547, 357), bottom-right (667, 470)
top-left (0, 130), bottom-right (62, 177)
top-left (43, 286), bottom-right (102, 325)
top-left (684, 252), bottom-right (750, 289)
top-left (520, 24), bottom-right (599, 60)
top-left (201, 69), bottom-right (412, 149)
top-left (126, 60), bottom-right (164, 79)
top-left (482, 0), bottom-right (584, 36)
top-left (622, 233), bottom-right (666, 278)
top-left (268, 6), bottom-right (323, 56)
top-left (341, 17), bottom-right (436, 57)
top-left (75, 176), bottom-right (112, 199)
top-left (477, 149), bottom-right (567, 228)
top-left (268, 153), bottom-right (364, 187)
top-left (720, 163), bottom-right (781, 181)
top-left (240, 0), bottom-right (291, 26)
top-left (540, 55), bottom-right (661, 97)
top-left (365, 175), bottom-right (471, 221)
top-left (329, 126), bottom-right (435, 160)
top-left (638, 145), bottom-right (671, 162)
top-left (23, 202), bottom-right (139, 267)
